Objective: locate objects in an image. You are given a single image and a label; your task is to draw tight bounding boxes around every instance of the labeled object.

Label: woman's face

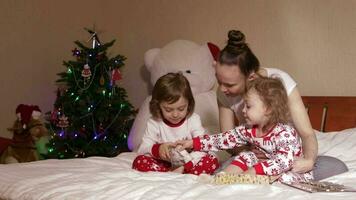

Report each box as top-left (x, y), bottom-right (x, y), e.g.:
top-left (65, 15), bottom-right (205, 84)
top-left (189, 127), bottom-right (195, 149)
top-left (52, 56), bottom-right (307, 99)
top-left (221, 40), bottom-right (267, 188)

top-left (215, 63), bottom-right (247, 97)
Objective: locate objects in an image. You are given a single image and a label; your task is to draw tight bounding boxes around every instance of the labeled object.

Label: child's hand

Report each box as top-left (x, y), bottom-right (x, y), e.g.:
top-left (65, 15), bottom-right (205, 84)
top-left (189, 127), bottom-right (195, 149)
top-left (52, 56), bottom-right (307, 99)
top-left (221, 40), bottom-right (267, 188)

top-left (243, 168), bottom-right (256, 176)
top-left (250, 146), bottom-right (268, 160)
top-left (159, 142), bottom-right (175, 161)
top-left (175, 139), bottom-right (193, 150)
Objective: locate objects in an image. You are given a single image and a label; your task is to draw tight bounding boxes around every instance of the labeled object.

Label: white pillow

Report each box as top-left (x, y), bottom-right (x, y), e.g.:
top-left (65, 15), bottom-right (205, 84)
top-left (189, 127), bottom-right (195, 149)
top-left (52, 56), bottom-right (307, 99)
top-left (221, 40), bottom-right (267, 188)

top-left (316, 128), bottom-right (356, 162)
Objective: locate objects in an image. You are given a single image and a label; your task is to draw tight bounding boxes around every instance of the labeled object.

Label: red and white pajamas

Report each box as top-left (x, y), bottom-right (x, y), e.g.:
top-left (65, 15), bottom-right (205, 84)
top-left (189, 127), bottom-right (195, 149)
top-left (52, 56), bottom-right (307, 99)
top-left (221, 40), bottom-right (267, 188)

top-left (193, 123), bottom-right (313, 183)
top-left (132, 153), bottom-right (219, 175)
top-left (132, 113), bottom-right (219, 175)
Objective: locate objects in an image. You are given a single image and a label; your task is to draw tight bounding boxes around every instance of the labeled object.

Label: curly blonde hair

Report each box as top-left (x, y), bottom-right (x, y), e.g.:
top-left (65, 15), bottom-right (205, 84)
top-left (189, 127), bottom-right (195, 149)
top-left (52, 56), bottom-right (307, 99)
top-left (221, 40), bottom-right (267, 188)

top-left (149, 72), bottom-right (195, 119)
top-left (245, 77), bottom-right (290, 126)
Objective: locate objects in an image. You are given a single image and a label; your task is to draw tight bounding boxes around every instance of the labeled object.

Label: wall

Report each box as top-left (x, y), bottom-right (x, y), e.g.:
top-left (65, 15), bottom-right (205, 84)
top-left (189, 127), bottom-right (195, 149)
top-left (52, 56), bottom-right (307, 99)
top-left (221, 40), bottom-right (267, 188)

top-left (1, 0), bottom-right (356, 137)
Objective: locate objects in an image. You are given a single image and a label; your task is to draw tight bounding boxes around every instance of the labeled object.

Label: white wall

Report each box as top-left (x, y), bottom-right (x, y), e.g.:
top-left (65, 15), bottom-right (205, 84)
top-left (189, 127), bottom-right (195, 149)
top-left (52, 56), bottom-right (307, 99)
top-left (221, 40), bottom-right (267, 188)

top-left (1, 0), bottom-right (356, 137)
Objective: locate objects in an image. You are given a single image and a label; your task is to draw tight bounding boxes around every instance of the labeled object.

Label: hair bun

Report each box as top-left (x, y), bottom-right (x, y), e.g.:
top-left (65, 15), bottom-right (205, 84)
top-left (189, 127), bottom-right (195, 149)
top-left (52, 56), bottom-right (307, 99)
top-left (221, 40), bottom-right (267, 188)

top-left (227, 30), bottom-right (246, 47)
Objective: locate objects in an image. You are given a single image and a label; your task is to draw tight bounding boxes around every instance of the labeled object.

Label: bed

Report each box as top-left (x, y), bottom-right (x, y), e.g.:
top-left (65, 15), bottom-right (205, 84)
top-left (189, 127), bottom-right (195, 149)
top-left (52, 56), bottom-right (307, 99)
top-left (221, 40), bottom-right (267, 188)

top-left (0, 96), bottom-right (355, 200)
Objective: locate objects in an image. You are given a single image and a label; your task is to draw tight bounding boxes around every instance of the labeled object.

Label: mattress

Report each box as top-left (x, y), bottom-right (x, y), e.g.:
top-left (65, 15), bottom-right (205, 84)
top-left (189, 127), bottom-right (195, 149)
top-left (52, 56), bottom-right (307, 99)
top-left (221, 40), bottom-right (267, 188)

top-left (0, 128), bottom-right (356, 200)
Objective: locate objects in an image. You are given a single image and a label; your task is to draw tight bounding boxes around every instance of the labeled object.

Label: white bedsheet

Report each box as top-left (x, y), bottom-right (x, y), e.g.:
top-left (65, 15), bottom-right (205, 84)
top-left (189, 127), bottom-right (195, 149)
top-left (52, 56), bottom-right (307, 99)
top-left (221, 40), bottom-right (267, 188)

top-left (1, 128), bottom-right (356, 200)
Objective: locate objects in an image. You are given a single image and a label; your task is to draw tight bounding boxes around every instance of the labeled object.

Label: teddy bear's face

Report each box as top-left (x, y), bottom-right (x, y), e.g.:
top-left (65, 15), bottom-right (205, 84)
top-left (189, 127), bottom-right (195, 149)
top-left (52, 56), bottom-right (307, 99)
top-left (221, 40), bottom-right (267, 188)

top-left (28, 120), bottom-right (48, 141)
top-left (145, 40), bottom-right (216, 95)
top-left (9, 119), bottom-right (48, 141)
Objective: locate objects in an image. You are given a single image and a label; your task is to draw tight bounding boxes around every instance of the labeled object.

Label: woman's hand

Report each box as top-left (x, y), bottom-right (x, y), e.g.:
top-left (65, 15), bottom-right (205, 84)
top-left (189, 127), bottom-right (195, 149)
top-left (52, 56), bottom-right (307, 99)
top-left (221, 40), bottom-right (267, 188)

top-left (288, 88), bottom-right (318, 170)
top-left (292, 157), bottom-right (314, 173)
top-left (159, 142), bottom-right (175, 161)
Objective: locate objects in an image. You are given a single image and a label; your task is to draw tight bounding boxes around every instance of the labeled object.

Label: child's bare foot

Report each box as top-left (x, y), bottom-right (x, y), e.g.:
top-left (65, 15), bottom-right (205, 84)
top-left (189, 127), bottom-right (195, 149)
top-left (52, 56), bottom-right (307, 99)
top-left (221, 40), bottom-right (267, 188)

top-left (171, 166), bottom-right (184, 173)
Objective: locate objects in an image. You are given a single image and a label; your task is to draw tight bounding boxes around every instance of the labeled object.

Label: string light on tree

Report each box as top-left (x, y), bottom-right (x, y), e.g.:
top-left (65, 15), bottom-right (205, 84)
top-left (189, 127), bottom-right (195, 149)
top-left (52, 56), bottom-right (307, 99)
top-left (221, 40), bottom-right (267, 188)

top-left (72, 48), bottom-right (81, 57)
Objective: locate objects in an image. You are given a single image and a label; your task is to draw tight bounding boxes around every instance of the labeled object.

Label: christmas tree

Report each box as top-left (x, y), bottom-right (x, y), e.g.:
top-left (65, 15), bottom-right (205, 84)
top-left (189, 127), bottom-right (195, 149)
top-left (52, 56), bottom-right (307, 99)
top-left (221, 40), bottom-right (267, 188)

top-left (46, 28), bottom-right (136, 159)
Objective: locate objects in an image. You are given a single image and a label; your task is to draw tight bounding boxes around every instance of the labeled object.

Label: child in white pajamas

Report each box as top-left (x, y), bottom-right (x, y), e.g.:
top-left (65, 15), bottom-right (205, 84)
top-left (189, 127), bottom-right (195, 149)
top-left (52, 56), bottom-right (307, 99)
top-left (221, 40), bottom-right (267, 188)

top-left (179, 77), bottom-right (313, 183)
top-left (132, 73), bottom-right (219, 175)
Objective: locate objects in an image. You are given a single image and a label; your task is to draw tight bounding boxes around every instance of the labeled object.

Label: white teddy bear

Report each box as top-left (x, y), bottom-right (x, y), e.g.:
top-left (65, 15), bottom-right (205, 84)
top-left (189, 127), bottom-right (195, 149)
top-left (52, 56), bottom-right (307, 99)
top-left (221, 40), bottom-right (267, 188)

top-left (128, 40), bottom-right (223, 161)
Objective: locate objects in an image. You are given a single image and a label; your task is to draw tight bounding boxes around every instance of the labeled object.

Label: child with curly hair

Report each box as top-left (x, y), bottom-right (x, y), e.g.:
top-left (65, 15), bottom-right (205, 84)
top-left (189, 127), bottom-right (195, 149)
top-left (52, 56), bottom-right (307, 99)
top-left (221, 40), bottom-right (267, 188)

top-left (178, 77), bottom-right (313, 183)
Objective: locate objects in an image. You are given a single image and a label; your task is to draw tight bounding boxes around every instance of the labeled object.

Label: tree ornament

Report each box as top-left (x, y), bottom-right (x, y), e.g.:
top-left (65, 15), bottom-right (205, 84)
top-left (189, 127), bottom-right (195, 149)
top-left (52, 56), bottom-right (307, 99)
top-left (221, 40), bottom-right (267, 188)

top-left (57, 115), bottom-right (69, 128)
top-left (72, 48), bottom-right (81, 57)
top-left (99, 74), bottom-right (105, 86)
top-left (86, 28), bottom-right (101, 49)
top-left (98, 123), bottom-right (105, 134)
top-left (81, 64), bottom-right (92, 78)
top-left (81, 64), bottom-right (92, 85)
top-left (111, 68), bottom-right (122, 85)
top-left (79, 125), bottom-right (87, 136)
top-left (80, 125), bottom-right (86, 131)
top-left (51, 108), bottom-right (59, 122)
top-left (96, 54), bottom-right (104, 61)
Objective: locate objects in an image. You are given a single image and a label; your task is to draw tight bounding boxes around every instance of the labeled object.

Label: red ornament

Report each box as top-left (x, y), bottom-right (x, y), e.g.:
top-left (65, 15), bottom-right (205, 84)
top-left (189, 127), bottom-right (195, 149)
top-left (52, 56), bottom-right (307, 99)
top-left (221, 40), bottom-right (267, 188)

top-left (98, 123), bottom-right (105, 134)
top-left (81, 64), bottom-right (92, 78)
top-left (111, 68), bottom-right (122, 85)
top-left (79, 125), bottom-right (88, 138)
top-left (51, 108), bottom-right (59, 122)
top-left (96, 54), bottom-right (104, 61)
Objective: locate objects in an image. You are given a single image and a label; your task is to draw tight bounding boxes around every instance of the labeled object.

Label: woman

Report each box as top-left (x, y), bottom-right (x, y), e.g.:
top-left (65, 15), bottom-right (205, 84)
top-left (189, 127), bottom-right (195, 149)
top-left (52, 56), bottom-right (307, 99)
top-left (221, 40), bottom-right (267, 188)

top-left (215, 30), bottom-right (347, 180)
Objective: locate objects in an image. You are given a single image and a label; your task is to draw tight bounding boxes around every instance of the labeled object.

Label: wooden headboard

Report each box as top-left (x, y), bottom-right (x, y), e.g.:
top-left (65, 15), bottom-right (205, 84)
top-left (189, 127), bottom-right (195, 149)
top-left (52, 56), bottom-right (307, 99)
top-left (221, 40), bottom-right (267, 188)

top-left (302, 96), bottom-right (356, 132)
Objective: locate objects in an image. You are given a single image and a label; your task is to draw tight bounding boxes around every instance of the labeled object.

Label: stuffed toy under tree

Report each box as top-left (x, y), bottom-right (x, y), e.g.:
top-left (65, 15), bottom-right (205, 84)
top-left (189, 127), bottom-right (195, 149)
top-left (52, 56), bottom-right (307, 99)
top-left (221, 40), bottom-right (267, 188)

top-left (46, 28), bottom-right (135, 159)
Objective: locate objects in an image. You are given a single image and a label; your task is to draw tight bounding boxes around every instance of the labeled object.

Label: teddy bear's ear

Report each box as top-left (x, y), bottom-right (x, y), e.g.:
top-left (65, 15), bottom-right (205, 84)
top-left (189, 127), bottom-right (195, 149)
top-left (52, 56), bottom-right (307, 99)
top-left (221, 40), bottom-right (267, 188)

top-left (207, 42), bottom-right (220, 61)
top-left (144, 48), bottom-right (161, 71)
